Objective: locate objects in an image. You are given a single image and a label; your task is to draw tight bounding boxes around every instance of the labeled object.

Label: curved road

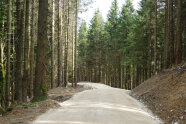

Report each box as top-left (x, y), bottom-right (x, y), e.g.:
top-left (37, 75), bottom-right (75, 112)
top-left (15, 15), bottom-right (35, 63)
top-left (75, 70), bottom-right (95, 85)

top-left (33, 83), bottom-right (161, 124)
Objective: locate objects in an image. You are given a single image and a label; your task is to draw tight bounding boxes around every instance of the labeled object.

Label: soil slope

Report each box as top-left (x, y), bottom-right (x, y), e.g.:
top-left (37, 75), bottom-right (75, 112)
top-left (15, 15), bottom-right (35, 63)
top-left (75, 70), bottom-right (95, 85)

top-left (132, 63), bottom-right (186, 124)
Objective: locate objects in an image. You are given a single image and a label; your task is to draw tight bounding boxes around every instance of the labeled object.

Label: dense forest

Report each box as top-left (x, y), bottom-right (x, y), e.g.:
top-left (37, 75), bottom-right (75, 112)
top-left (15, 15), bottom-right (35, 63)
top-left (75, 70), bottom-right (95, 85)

top-left (0, 0), bottom-right (92, 111)
top-left (78, 0), bottom-right (186, 88)
top-left (0, 0), bottom-right (185, 113)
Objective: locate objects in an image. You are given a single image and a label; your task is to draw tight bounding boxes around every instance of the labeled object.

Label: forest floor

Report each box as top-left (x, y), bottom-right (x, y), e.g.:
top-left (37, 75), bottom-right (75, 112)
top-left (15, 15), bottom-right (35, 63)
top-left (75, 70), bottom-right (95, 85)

top-left (132, 63), bottom-right (186, 124)
top-left (0, 85), bottom-right (89, 124)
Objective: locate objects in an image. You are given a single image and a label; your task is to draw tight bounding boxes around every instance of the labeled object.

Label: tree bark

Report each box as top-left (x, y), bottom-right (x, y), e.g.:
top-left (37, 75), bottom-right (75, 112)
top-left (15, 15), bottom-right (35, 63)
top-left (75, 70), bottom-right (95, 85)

top-left (72, 22), bottom-right (74, 87)
top-left (147, 16), bottom-right (152, 78)
top-left (22, 0), bottom-right (30, 102)
top-left (74, 0), bottom-right (78, 87)
top-left (64, 0), bottom-right (70, 88)
top-left (154, 0), bottom-right (158, 75)
top-left (34, 0), bottom-right (48, 100)
top-left (176, 0), bottom-right (182, 65)
top-left (183, 4), bottom-right (186, 61)
top-left (169, 0), bottom-right (175, 65)
top-left (5, 0), bottom-right (12, 108)
top-left (15, 0), bottom-right (23, 102)
top-left (164, 0), bottom-right (169, 69)
top-left (30, 0), bottom-right (36, 98)
top-left (58, 0), bottom-right (63, 87)
top-left (51, 0), bottom-right (55, 89)
top-left (0, 14), bottom-right (6, 108)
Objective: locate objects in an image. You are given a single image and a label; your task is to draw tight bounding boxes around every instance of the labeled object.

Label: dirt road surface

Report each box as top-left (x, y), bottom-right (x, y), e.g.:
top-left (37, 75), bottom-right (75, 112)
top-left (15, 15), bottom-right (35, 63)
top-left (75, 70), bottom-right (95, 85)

top-left (33, 83), bottom-right (162, 124)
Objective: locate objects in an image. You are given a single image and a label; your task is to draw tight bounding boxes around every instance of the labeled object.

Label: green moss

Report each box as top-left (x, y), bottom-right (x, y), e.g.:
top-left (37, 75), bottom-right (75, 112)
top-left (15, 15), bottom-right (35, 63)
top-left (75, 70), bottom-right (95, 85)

top-left (32, 82), bottom-right (47, 102)
top-left (31, 97), bottom-right (47, 103)
top-left (40, 83), bottom-right (47, 96)
top-left (0, 64), bottom-right (5, 109)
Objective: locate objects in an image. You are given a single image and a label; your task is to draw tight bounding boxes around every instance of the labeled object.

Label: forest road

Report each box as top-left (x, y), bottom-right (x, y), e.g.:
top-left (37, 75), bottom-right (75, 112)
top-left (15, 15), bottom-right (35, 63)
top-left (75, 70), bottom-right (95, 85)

top-left (33, 83), bottom-right (161, 124)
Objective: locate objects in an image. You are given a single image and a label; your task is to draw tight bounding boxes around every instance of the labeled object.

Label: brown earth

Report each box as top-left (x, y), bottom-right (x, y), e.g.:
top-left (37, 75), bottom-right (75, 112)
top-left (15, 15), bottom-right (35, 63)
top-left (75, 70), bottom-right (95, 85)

top-left (0, 85), bottom-right (88, 124)
top-left (132, 63), bottom-right (186, 124)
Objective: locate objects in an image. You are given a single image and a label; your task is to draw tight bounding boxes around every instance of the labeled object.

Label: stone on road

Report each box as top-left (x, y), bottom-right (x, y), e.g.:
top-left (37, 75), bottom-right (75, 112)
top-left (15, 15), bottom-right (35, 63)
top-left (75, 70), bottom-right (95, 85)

top-left (33, 83), bottom-right (161, 124)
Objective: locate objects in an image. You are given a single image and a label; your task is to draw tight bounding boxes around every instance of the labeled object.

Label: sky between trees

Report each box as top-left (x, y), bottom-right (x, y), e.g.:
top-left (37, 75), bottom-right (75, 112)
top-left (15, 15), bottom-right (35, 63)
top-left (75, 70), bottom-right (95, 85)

top-left (79, 0), bottom-right (141, 24)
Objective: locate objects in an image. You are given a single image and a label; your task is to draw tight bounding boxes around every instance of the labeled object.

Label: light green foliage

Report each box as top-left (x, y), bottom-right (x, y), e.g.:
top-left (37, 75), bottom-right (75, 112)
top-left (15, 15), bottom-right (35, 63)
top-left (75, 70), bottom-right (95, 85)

top-left (86, 10), bottom-right (105, 65)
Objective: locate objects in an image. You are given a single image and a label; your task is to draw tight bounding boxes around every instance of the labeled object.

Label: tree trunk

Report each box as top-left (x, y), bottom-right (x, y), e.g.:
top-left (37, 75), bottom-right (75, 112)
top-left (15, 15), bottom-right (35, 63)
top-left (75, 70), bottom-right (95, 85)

top-left (64, 0), bottom-right (69, 88)
top-left (12, 0), bottom-right (15, 103)
top-left (147, 18), bottom-right (152, 78)
top-left (58, 0), bottom-right (63, 87)
top-left (34, 0), bottom-right (48, 100)
top-left (169, 0), bottom-right (175, 65)
top-left (30, 0), bottom-right (36, 98)
top-left (51, 0), bottom-right (55, 89)
top-left (22, 0), bottom-right (30, 102)
top-left (15, 0), bottom-right (23, 102)
top-left (0, 16), bottom-right (6, 108)
top-left (154, 0), bottom-right (158, 75)
top-left (74, 0), bottom-right (78, 87)
top-left (164, 0), bottom-right (169, 69)
top-left (72, 22), bottom-right (74, 87)
top-left (176, 0), bottom-right (182, 65)
top-left (183, 6), bottom-right (186, 61)
top-left (5, 0), bottom-right (12, 108)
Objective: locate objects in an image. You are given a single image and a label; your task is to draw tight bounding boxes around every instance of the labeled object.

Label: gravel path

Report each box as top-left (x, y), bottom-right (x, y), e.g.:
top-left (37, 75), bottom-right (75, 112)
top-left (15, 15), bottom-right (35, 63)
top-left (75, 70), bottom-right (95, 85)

top-left (33, 82), bottom-right (162, 124)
